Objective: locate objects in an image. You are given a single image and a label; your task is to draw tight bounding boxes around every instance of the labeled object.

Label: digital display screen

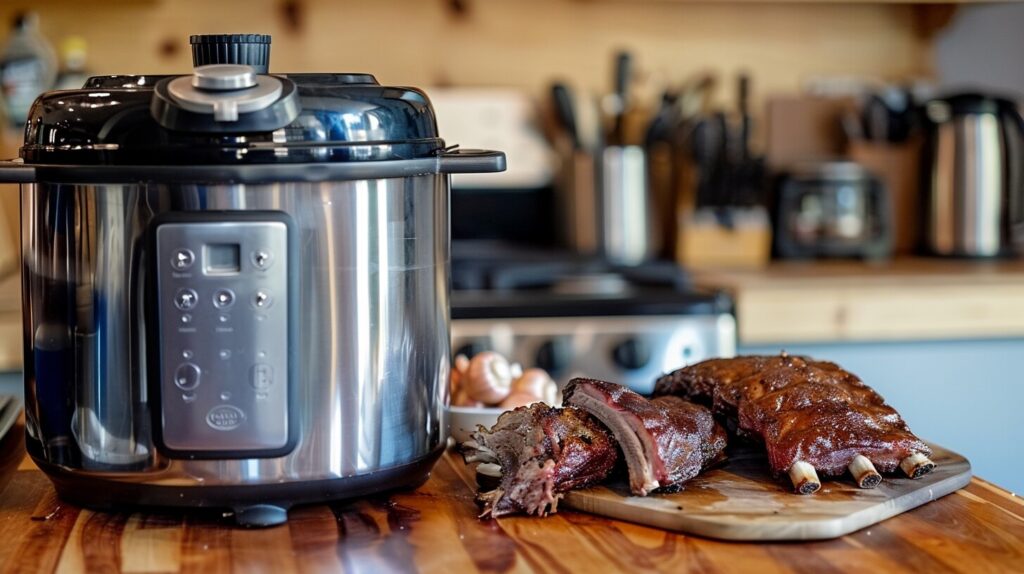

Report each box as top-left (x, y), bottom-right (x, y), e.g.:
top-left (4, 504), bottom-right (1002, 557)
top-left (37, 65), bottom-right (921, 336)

top-left (204, 244), bottom-right (241, 274)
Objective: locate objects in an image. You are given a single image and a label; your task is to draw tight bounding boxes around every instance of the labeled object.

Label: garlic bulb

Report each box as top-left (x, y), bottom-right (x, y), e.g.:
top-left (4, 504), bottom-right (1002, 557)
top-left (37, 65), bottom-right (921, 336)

top-left (498, 391), bottom-right (540, 409)
top-left (465, 351), bottom-right (517, 404)
top-left (510, 368), bottom-right (558, 405)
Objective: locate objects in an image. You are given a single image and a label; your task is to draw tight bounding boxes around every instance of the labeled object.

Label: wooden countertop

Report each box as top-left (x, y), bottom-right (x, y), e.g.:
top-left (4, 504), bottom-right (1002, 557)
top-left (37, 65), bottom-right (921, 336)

top-left (0, 424), bottom-right (1021, 573)
top-left (694, 258), bottom-right (1024, 344)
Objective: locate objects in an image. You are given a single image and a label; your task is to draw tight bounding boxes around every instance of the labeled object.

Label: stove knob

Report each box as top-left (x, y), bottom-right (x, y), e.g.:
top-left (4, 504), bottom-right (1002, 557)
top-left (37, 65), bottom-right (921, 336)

top-left (454, 340), bottom-right (489, 360)
top-left (536, 338), bottom-right (571, 375)
top-left (611, 338), bottom-right (651, 371)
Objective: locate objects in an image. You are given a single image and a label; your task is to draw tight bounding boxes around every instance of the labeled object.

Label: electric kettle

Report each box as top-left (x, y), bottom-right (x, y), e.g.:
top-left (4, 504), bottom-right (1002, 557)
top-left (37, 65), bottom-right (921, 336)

top-left (921, 93), bottom-right (1024, 257)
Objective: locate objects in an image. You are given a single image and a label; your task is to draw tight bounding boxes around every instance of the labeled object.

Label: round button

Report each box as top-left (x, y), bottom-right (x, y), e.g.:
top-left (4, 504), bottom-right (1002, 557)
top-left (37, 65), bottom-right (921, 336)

top-left (251, 250), bottom-right (274, 270)
top-left (535, 338), bottom-right (572, 375)
top-left (253, 290), bottom-right (273, 309)
top-left (213, 288), bottom-right (235, 308)
top-left (611, 338), bottom-right (652, 371)
top-left (174, 363), bottom-right (201, 390)
top-left (174, 288), bottom-right (199, 311)
top-left (171, 249), bottom-right (195, 271)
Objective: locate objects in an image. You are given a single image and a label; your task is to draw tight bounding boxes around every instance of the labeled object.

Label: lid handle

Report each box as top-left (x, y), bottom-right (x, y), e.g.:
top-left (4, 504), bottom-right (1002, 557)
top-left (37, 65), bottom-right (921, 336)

top-left (439, 149), bottom-right (507, 174)
top-left (0, 159), bottom-right (36, 183)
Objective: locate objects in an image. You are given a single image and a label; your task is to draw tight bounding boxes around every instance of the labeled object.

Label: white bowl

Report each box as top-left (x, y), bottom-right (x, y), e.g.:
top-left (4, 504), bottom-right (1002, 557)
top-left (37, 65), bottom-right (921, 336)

top-left (448, 405), bottom-right (504, 444)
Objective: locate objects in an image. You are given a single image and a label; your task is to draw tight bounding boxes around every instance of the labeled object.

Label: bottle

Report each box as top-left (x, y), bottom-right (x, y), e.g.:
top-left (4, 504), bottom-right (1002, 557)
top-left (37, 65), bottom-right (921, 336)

top-left (0, 12), bottom-right (58, 128)
top-left (55, 36), bottom-right (90, 90)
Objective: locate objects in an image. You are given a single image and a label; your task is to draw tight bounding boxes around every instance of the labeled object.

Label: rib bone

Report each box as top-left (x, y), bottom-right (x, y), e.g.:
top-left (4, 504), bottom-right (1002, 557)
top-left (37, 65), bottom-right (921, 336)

top-left (900, 453), bottom-right (935, 479)
top-left (788, 461), bottom-right (821, 494)
top-left (848, 455), bottom-right (882, 488)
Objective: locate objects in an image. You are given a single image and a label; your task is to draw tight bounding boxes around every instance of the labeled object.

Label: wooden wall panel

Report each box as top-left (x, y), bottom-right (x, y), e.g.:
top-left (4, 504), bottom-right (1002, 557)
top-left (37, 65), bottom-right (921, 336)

top-left (0, 0), bottom-right (932, 116)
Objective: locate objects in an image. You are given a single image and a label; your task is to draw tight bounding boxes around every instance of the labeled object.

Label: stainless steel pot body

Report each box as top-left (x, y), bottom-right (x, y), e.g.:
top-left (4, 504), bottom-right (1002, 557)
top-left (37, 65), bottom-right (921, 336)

top-left (21, 175), bottom-right (450, 487)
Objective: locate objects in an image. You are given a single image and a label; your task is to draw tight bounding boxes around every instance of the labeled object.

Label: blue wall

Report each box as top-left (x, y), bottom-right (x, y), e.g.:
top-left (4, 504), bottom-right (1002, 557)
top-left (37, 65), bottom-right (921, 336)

top-left (741, 339), bottom-right (1024, 495)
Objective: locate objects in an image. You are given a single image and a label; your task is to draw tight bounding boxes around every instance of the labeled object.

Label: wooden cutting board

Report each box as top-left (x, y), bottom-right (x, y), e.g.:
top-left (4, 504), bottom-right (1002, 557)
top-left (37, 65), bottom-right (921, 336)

top-left (562, 442), bottom-right (971, 541)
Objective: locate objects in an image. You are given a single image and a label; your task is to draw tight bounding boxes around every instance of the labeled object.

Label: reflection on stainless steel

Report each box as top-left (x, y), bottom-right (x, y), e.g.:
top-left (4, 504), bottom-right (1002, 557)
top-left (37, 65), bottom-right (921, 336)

top-left (21, 175), bottom-right (449, 485)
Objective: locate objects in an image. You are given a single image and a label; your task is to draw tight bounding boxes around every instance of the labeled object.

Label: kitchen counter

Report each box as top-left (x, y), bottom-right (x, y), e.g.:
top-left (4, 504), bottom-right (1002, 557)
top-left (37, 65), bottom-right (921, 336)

top-left (694, 258), bottom-right (1024, 344)
top-left (0, 425), bottom-right (1021, 573)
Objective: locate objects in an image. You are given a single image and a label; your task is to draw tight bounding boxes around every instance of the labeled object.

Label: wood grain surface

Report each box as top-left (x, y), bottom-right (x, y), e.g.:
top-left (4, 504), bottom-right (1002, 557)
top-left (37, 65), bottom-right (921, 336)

top-left (0, 422), bottom-right (1022, 574)
top-left (564, 443), bottom-right (971, 541)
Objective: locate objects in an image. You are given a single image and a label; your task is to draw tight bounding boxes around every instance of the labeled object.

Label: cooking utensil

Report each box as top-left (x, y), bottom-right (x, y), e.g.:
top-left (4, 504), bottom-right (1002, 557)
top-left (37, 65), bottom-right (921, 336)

top-left (0, 33), bottom-right (505, 527)
top-left (608, 50), bottom-right (633, 146)
top-left (552, 82), bottom-right (580, 149)
top-left (599, 145), bottom-right (657, 264)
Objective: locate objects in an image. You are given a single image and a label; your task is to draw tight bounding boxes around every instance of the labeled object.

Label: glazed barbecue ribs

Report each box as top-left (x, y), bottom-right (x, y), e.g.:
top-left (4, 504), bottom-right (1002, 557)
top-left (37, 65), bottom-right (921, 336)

top-left (564, 378), bottom-right (727, 495)
top-left (655, 354), bottom-right (934, 493)
top-left (460, 403), bottom-right (619, 517)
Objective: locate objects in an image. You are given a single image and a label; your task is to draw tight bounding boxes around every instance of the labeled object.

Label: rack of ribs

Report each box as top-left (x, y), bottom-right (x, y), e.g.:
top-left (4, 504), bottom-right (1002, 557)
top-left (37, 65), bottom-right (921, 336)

top-left (655, 353), bottom-right (934, 494)
top-left (564, 378), bottom-right (727, 495)
top-left (460, 403), bottom-right (619, 517)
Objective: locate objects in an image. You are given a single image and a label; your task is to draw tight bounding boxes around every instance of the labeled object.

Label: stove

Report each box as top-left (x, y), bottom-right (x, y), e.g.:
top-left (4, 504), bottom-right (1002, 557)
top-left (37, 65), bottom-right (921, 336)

top-left (450, 242), bottom-right (736, 394)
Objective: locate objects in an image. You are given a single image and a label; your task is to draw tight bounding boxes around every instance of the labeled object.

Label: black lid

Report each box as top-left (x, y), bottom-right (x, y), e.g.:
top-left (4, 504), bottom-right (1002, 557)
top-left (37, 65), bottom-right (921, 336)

top-left (8, 34), bottom-right (507, 182)
top-left (190, 34), bottom-right (272, 74)
top-left (21, 71), bottom-right (444, 166)
top-left (927, 92), bottom-right (1018, 117)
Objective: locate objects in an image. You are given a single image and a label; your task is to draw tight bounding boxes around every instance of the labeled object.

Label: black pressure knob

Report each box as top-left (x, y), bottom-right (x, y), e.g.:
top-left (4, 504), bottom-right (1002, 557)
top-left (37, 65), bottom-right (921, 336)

top-left (190, 34), bottom-right (272, 73)
top-left (535, 338), bottom-right (572, 376)
top-left (611, 338), bottom-right (651, 371)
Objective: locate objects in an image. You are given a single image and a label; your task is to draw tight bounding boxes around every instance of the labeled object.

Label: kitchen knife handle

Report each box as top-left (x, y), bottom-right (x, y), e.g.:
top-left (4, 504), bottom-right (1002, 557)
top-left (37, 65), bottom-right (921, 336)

top-left (0, 159), bottom-right (36, 183)
top-left (551, 83), bottom-right (580, 149)
top-left (439, 149), bottom-right (507, 174)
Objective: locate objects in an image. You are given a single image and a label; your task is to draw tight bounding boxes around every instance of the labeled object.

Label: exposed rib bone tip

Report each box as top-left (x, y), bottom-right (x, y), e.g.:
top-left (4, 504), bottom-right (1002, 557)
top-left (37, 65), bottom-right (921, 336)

top-left (900, 453), bottom-right (936, 479)
top-left (849, 455), bottom-right (882, 489)
top-left (788, 461), bottom-right (821, 495)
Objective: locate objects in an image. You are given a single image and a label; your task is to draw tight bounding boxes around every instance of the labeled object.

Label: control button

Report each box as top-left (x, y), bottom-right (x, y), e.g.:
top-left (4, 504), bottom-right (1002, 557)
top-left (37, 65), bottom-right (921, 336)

top-left (218, 349), bottom-right (231, 359)
top-left (611, 338), bottom-right (652, 371)
top-left (171, 249), bottom-right (195, 271)
top-left (250, 363), bottom-right (273, 390)
top-left (182, 392), bottom-right (197, 403)
top-left (213, 288), bottom-right (235, 308)
top-left (181, 314), bottom-right (193, 324)
top-left (251, 250), bottom-right (274, 270)
top-left (174, 363), bottom-right (201, 390)
top-left (253, 290), bottom-right (273, 309)
top-left (174, 288), bottom-right (199, 311)
top-left (206, 405), bottom-right (245, 431)
top-left (182, 349), bottom-right (193, 359)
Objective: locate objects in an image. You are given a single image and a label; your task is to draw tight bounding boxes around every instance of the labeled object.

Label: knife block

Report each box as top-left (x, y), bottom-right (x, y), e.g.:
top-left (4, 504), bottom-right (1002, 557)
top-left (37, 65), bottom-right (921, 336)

top-left (676, 207), bottom-right (771, 269)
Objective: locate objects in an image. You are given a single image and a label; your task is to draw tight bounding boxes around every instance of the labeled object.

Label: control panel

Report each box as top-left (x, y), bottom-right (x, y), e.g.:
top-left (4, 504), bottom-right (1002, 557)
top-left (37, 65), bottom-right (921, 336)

top-left (154, 214), bottom-right (291, 455)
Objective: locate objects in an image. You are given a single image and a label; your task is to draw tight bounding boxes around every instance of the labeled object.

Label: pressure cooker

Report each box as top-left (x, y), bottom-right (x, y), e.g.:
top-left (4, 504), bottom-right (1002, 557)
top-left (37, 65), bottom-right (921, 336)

top-left (0, 34), bottom-right (505, 526)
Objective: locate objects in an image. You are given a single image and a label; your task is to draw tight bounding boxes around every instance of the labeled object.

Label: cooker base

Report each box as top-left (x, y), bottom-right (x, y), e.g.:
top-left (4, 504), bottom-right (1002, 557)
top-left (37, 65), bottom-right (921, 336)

top-left (33, 445), bottom-right (445, 527)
